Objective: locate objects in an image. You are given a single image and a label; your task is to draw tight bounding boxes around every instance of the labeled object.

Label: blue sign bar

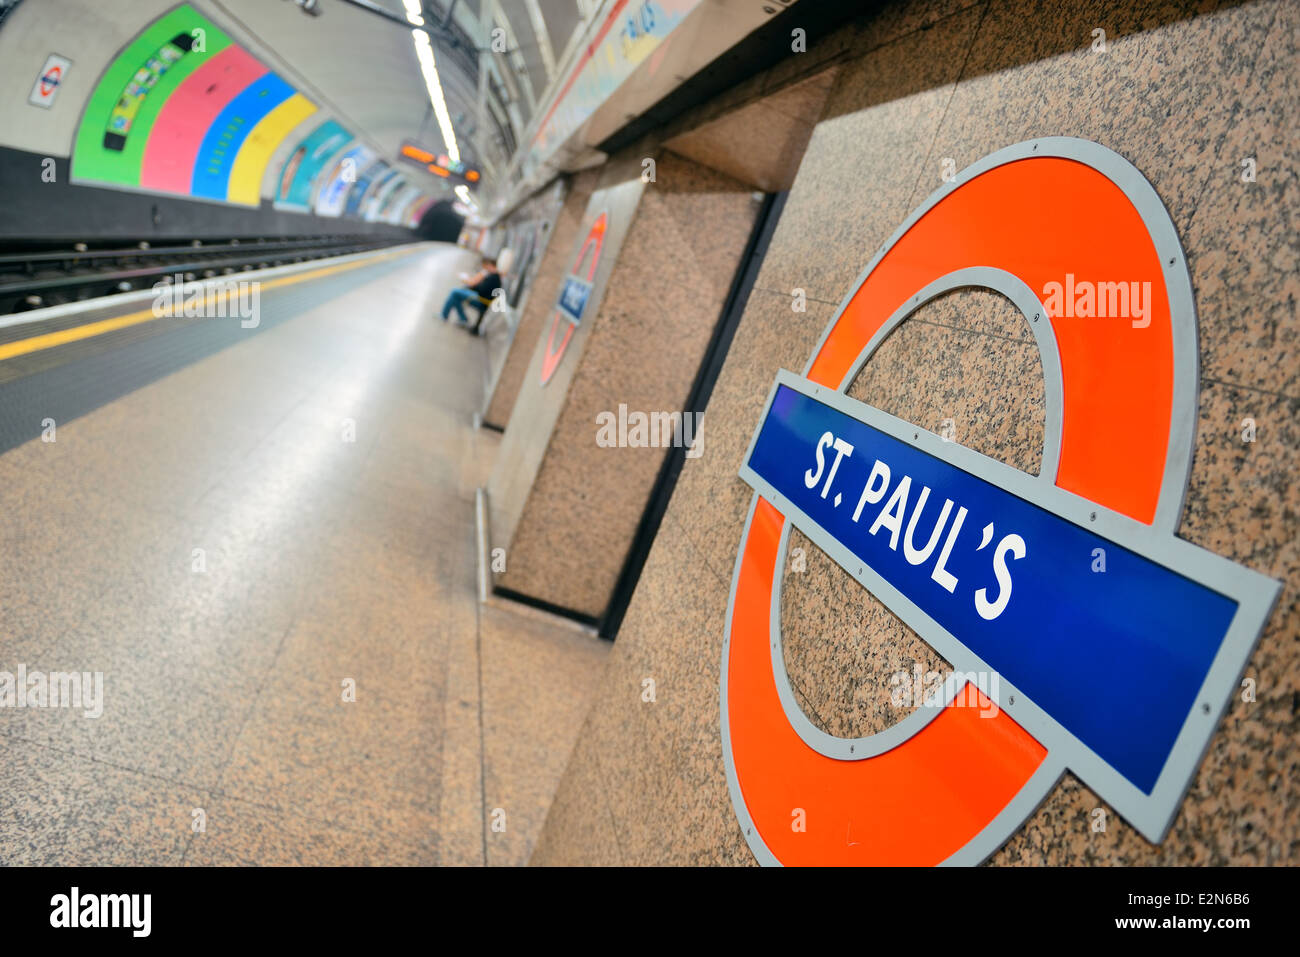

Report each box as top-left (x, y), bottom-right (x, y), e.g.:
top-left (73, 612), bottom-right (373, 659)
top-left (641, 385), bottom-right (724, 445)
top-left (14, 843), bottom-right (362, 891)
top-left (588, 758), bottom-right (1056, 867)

top-left (744, 382), bottom-right (1238, 794)
top-left (557, 276), bottom-right (592, 323)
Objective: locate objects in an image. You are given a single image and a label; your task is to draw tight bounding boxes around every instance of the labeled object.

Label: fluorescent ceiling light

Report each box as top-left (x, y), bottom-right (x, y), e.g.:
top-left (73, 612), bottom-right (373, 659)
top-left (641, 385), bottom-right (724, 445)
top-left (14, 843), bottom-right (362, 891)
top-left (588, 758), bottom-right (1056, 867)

top-left (400, 0), bottom-right (423, 26)
top-left (403, 1), bottom-right (459, 163)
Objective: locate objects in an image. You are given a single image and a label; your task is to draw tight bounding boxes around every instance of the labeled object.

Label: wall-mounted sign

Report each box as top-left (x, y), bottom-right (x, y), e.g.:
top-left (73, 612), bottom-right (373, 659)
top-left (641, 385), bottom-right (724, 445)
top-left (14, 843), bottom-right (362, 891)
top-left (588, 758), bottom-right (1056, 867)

top-left (314, 143), bottom-right (375, 217)
top-left (343, 159), bottom-right (386, 217)
top-left (540, 211), bottom-right (608, 386)
top-left (362, 168), bottom-right (403, 220)
top-left (29, 53), bottom-right (71, 108)
top-left (404, 194), bottom-right (435, 228)
top-left (274, 119), bottom-right (351, 211)
top-left (556, 276), bottom-right (592, 322)
top-left (71, 4), bottom-right (319, 208)
top-left (521, 0), bottom-right (700, 182)
top-left (722, 138), bottom-right (1280, 866)
top-left (384, 185), bottom-right (422, 225)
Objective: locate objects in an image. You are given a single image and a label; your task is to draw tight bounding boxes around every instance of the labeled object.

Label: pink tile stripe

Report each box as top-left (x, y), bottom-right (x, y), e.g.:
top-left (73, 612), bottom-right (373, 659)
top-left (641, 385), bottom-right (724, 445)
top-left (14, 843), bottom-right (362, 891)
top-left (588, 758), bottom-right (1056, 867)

top-left (140, 45), bottom-right (266, 195)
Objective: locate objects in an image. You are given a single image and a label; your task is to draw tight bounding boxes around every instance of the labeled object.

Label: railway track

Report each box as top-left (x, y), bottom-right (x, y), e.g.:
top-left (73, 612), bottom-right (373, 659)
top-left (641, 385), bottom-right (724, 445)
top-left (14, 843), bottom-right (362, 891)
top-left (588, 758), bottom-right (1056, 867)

top-left (0, 235), bottom-right (403, 315)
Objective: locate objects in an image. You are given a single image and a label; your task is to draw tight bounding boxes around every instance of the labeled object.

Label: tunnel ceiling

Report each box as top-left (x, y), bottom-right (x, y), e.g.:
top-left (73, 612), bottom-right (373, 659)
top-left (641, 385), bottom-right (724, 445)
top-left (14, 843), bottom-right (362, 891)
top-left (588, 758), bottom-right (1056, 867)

top-left (1, 0), bottom-right (809, 216)
top-left (208, 0), bottom-right (593, 206)
top-left (210, 0), bottom-right (479, 202)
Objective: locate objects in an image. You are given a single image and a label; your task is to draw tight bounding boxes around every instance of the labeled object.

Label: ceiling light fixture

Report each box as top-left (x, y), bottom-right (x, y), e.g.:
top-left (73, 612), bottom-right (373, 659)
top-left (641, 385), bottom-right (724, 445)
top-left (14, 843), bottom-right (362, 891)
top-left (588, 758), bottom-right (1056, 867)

top-left (402, 0), bottom-right (459, 163)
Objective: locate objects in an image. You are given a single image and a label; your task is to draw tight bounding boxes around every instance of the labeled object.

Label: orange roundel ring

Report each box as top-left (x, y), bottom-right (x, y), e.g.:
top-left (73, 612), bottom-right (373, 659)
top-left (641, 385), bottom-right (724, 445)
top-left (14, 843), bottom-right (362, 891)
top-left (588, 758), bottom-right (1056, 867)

top-left (540, 211), bottom-right (608, 386)
top-left (721, 138), bottom-right (1199, 865)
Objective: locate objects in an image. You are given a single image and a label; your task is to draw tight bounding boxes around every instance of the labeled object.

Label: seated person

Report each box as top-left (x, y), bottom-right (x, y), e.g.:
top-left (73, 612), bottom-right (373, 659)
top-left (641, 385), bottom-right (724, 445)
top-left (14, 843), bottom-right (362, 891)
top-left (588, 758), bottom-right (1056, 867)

top-left (440, 258), bottom-right (502, 329)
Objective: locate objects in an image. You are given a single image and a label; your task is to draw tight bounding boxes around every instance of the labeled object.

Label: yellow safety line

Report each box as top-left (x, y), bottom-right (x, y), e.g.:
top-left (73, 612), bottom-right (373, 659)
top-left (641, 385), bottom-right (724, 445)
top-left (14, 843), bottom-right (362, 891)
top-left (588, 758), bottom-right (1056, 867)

top-left (0, 246), bottom-right (418, 363)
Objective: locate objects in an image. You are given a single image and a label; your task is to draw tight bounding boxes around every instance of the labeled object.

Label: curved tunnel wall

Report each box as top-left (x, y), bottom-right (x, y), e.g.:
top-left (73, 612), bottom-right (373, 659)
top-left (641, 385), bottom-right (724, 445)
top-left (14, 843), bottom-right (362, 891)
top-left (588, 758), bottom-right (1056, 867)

top-left (0, 0), bottom-right (447, 243)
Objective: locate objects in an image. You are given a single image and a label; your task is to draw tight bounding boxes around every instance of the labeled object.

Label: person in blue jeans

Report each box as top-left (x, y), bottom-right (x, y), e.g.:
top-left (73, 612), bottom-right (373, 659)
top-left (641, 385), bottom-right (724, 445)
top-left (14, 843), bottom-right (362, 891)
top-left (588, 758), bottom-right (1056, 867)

top-left (440, 258), bottom-right (501, 331)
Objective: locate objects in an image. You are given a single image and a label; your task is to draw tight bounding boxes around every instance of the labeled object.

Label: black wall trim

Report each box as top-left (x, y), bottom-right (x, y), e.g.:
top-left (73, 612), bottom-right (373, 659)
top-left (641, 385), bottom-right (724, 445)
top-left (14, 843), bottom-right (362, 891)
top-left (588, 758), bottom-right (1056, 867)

top-left (598, 190), bottom-right (788, 640)
top-left (491, 585), bottom-right (603, 631)
top-left (0, 147), bottom-right (424, 244)
top-left (596, 3), bottom-right (873, 157)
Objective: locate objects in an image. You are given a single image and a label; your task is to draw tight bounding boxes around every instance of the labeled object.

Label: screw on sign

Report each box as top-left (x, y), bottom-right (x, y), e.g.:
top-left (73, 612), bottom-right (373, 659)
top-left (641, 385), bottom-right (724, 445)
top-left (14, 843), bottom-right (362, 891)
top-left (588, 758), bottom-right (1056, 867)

top-left (721, 138), bottom-right (1280, 866)
top-left (540, 211), bottom-right (608, 386)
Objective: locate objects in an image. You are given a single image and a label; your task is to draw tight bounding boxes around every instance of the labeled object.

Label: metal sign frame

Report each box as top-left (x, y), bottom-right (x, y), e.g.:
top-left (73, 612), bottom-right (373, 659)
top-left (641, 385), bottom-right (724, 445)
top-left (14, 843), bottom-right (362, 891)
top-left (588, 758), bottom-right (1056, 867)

top-left (720, 137), bottom-right (1281, 866)
top-left (540, 209), bottom-right (608, 386)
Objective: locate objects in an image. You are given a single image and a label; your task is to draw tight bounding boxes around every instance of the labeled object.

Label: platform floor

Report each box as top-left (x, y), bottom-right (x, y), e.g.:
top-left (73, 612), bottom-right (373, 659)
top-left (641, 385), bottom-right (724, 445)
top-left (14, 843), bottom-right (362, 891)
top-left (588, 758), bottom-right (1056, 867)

top-left (0, 244), bottom-right (609, 865)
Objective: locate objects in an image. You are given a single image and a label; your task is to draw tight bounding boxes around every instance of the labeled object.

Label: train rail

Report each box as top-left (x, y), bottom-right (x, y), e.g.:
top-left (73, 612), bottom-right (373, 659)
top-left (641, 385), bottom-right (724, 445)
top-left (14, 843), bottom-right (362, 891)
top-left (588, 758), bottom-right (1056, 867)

top-left (0, 235), bottom-right (404, 315)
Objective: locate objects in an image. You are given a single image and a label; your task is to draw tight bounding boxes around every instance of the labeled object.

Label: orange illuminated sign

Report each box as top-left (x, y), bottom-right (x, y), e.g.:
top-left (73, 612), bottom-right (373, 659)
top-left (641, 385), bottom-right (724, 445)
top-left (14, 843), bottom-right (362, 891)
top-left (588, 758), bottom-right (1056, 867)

top-left (400, 143), bottom-right (434, 164)
top-left (399, 140), bottom-right (481, 186)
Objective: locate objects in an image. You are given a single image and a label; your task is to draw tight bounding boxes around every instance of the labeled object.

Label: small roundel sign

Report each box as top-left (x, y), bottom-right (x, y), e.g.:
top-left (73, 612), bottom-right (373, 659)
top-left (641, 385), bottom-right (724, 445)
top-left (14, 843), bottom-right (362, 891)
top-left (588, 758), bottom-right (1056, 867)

top-left (541, 211), bottom-right (608, 386)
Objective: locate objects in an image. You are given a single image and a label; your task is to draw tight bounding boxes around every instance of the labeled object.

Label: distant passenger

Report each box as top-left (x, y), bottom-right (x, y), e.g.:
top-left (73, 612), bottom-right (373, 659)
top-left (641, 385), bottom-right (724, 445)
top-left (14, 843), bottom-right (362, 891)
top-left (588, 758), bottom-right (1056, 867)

top-left (440, 258), bottom-right (501, 332)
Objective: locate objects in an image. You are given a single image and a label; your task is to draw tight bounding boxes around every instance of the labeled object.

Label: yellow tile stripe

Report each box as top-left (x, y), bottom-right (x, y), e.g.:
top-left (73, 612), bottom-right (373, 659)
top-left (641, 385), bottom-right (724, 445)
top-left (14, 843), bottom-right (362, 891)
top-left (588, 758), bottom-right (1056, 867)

top-left (227, 94), bottom-right (319, 206)
top-left (0, 247), bottom-right (417, 363)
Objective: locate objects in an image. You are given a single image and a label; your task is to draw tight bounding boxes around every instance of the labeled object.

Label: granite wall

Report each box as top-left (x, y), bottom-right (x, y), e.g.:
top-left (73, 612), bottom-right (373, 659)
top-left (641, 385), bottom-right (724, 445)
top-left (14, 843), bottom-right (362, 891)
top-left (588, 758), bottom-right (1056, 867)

top-left (484, 151), bottom-right (646, 576)
top-left (488, 149), bottom-right (761, 620)
top-left (482, 168), bottom-right (600, 429)
top-left (475, 180), bottom-right (569, 417)
top-left (532, 0), bottom-right (1298, 865)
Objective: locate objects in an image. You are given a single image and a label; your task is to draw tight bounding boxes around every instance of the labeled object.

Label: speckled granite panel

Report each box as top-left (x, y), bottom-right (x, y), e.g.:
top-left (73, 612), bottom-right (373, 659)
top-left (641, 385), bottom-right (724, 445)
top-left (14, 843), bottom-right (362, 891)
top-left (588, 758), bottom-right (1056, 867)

top-left (670, 291), bottom-right (837, 585)
top-left (479, 603), bottom-right (610, 866)
top-left (530, 286), bottom-right (826, 861)
top-left (907, 0), bottom-right (1300, 864)
top-left (496, 154), bottom-right (760, 616)
top-left (997, 383), bottom-right (1299, 865)
top-left (751, 3), bottom-right (985, 305)
top-left (531, 507), bottom-right (755, 865)
top-left (759, 0), bottom-right (986, 97)
top-left (528, 719), bottom-right (627, 866)
top-left (184, 797), bottom-right (437, 866)
top-left (760, 66), bottom-right (841, 123)
top-left (486, 172), bottom-right (648, 556)
top-left (664, 69), bottom-right (837, 192)
top-left (535, 0), bottom-right (1299, 866)
top-left (0, 741), bottom-right (205, 865)
top-left (1179, 0), bottom-right (1299, 398)
top-left (484, 169), bottom-right (600, 428)
top-left (781, 524), bottom-right (951, 738)
top-left (855, 0), bottom-right (986, 50)
top-left (846, 290), bottom-right (1046, 470)
top-left (909, 0), bottom-right (1280, 218)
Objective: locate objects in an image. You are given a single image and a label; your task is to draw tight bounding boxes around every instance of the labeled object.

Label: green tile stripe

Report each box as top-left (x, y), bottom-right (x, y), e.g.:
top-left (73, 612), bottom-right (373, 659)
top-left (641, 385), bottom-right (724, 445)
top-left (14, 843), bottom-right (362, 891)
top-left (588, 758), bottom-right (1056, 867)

top-left (71, 3), bottom-right (233, 188)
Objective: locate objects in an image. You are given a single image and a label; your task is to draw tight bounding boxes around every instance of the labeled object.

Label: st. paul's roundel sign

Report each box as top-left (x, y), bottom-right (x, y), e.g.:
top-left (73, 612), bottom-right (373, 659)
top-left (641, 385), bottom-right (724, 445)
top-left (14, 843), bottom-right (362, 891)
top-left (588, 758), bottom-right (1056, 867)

top-left (540, 210), bottom-right (608, 386)
top-left (722, 137), bottom-right (1280, 866)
